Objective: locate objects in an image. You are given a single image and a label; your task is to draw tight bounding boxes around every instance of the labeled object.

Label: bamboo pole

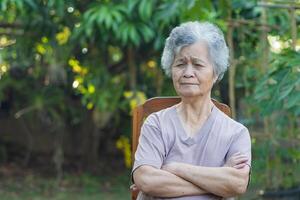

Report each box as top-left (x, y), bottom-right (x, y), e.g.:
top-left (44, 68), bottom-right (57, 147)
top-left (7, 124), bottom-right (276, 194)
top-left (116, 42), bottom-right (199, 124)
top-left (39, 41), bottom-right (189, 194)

top-left (227, 18), bottom-right (280, 30)
top-left (227, 2), bottom-right (237, 119)
top-left (260, 0), bottom-right (273, 186)
top-left (260, 0), bottom-right (269, 73)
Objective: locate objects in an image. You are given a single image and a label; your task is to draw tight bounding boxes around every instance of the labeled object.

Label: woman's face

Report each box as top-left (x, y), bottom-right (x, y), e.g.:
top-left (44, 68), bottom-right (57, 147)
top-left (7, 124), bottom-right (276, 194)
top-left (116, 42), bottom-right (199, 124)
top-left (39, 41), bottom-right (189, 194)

top-left (171, 41), bottom-right (216, 98)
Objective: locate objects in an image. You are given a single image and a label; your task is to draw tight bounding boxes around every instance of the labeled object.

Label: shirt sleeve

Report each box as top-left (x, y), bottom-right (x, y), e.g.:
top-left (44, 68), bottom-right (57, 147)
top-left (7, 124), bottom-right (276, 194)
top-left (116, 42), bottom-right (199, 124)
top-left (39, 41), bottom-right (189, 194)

top-left (131, 119), bottom-right (166, 183)
top-left (225, 127), bottom-right (252, 187)
top-left (226, 127), bottom-right (252, 167)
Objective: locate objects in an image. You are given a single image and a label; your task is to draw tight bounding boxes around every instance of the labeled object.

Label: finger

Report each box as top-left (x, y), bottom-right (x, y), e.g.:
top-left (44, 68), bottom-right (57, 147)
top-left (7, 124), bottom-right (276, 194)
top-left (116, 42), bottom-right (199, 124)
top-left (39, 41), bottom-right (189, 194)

top-left (231, 154), bottom-right (248, 160)
top-left (231, 159), bottom-right (248, 167)
top-left (231, 156), bottom-right (248, 162)
top-left (236, 158), bottom-right (248, 163)
top-left (230, 156), bottom-right (248, 162)
top-left (234, 157), bottom-right (249, 163)
top-left (234, 163), bottom-right (246, 169)
top-left (229, 155), bottom-right (247, 162)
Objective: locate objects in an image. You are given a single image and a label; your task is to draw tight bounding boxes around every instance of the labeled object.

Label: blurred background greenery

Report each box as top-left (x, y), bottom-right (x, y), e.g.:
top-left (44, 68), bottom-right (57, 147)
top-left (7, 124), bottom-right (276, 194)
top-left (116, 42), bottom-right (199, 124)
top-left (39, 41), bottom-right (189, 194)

top-left (0, 0), bottom-right (299, 199)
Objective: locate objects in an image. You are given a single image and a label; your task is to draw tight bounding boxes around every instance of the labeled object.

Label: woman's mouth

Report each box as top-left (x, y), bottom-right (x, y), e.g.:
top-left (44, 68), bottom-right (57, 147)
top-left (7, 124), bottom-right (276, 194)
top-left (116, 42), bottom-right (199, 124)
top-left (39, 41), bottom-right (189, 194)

top-left (180, 83), bottom-right (199, 85)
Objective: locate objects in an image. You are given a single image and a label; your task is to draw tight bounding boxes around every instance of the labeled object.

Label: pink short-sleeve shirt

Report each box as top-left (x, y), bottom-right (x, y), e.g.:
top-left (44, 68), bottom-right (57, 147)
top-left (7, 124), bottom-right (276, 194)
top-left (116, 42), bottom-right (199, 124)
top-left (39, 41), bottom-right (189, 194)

top-left (132, 105), bottom-right (252, 200)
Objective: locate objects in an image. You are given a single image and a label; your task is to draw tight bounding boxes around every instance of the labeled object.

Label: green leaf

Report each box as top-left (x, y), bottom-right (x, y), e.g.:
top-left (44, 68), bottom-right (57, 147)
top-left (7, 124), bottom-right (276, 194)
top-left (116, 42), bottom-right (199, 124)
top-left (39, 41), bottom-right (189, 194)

top-left (128, 24), bottom-right (140, 46)
top-left (278, 84), bottom-right (294, 100)
top-left (127, 0), bottom-right (139, 15)
top-left (24, 0), bottom-right (38, 10)
top-left (138, 23), bottom-right (154, 42)
top-left (138, 0), bottom-right (153, 21)
top-left (117, 23), bottom-right (129, 45)
top-left (111, 9), bottom-right (123, 23)
top-left (285, 89), bottom-right (300, 109)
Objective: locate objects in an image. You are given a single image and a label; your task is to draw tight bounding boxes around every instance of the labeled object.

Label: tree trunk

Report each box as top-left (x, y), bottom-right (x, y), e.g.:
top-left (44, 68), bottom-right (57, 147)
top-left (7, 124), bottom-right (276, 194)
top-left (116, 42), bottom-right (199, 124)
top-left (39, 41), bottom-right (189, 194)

top-left (128, 46), bottom-right (136, 91)
top-left (53, 128), bottom-right (64, 182)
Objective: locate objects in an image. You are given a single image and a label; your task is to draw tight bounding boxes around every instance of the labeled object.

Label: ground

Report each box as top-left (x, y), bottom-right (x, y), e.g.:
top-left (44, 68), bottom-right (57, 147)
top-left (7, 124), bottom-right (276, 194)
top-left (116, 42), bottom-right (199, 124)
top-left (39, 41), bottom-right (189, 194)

top-left (0, 163), bottom-right (131, 200)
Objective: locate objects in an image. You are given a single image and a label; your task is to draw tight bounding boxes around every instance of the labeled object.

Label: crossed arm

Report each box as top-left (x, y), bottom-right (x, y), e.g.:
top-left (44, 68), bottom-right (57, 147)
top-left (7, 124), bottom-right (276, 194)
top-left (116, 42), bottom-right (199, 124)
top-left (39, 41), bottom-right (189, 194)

top-left (133, 165), bottom-right (207, 198)
top-left (132, 153), bottom-right (250, 198)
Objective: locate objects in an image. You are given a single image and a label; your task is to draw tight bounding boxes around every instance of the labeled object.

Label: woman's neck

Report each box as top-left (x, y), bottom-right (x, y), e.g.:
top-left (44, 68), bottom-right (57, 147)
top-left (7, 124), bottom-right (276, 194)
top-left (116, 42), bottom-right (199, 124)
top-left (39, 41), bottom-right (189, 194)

top-left (176, 94), bottom-right (214, 126)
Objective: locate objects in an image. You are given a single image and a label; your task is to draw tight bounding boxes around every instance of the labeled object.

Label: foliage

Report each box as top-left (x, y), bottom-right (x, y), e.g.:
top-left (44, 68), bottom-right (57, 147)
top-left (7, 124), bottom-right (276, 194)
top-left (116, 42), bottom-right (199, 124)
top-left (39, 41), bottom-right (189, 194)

top-left (0, 0), bottom-right (299, 194)
top-left (252, 49), bottom-right (300, 189)
top-left (254, 50), bottom-right (300, 116)
top-left (0, 0), bottom-right (206, 172)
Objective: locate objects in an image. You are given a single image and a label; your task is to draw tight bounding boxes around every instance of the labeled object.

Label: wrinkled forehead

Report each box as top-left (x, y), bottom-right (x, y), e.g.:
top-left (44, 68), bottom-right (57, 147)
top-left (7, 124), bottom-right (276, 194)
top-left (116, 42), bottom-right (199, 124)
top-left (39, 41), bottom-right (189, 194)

top-left (174, 41), bottom-right (210, 61)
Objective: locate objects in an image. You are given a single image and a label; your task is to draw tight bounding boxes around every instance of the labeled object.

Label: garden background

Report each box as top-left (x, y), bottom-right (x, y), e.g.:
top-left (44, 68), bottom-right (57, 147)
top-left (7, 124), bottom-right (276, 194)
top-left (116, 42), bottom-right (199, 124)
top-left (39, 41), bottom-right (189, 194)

top-left (0, 0), bottom-right (299, 199)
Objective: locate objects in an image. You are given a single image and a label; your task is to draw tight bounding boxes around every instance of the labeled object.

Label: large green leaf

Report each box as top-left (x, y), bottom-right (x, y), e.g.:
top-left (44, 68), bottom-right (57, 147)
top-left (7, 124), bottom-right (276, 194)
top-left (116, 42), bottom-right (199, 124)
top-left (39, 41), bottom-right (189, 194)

top-left (254, 50), bottom-right (300, 116)
top-left (138, 0), bottom-right (154, 21)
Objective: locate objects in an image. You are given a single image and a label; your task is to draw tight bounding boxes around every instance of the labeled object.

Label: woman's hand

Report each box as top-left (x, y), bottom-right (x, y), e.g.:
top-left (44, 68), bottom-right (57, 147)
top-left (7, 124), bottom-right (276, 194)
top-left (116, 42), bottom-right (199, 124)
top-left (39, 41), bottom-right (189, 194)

top-left (224, 152), bottom-right (248, 169)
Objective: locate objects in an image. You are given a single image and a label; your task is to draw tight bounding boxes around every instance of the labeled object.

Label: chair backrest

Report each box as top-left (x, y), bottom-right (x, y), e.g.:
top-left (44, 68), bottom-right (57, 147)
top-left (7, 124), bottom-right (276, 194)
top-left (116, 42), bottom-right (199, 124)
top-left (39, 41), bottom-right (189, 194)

top-left (131, 96), bottom-right (231, 200)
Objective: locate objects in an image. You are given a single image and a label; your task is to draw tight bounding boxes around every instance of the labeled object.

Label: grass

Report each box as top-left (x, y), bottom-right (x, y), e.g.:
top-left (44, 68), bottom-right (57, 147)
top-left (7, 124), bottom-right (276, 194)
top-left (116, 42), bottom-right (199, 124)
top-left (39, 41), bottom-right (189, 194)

top-left (0, 170), bottom-right (131, 200)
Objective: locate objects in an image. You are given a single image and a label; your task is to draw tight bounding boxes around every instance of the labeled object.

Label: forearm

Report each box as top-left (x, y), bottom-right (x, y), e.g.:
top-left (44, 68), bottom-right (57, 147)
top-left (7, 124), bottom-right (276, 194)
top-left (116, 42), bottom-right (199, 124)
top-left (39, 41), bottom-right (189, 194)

top-left (133, 165), bottom-right (207, 198)
top-left (172, 164), bottom-right (249, 197)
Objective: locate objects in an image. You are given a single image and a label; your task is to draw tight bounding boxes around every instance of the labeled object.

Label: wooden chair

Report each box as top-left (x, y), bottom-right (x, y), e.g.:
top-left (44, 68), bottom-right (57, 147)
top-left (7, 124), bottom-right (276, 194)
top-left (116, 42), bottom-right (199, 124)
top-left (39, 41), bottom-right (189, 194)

top-left (131, 97), bottom-right (231, 200)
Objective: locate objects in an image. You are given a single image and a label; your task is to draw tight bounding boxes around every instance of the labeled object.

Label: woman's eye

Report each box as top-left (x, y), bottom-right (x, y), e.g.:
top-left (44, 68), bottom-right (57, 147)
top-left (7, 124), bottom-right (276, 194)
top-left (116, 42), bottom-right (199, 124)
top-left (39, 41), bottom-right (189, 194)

top-left (176, 63), bottom-right (184, 67)
top-left (194, 64), bottom-right (203, 68)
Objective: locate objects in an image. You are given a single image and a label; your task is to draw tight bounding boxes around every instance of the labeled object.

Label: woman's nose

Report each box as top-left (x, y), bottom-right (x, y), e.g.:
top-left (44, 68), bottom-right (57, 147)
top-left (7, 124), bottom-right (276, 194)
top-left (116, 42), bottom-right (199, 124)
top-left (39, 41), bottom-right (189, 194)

top-left (183, 64), bottom-right (194, 78)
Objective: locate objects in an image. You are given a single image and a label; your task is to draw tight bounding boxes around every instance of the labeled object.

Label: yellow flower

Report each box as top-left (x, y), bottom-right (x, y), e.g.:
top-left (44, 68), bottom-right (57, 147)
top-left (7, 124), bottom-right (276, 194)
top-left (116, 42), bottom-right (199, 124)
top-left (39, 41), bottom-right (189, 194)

top-left (88, 84), bottom-right (95, 94)
top-left (147, 60), bottom-right (157, 68)
top-left (116, 136), bottom-right (132, 168)
top-left (68, 58), bottom-right (79, 67)
top-left (116, 139), bottom-right (123, 149)
top-left (72, 65), bottom-right (82, 73)
top-left (0, 36), bottom-right (16, 47)
top-left (124, 91), bottom-right (147, 114)
top-left (68, 58), bottom-right (89, 75)
top-left (56, 27), bottom-right (71, 45)
top-left (130, 91), bottom-right (147, 110)
top-left (0, 63), bottom-right (9, 75)
top-left (137, 91), bottom-right (147, 104)
top-left (129, 99), bottom-right (137, 111)
top-left (41, 37), bottom-right (48, 43)
top-left (0, 36), bottom-right (8, 46)
top-left (124, 91), bottom-right (133, 98)
top-left (36, 43), bottom-right (46, 55)
top-left (87, 102), bottom-right (93, 110)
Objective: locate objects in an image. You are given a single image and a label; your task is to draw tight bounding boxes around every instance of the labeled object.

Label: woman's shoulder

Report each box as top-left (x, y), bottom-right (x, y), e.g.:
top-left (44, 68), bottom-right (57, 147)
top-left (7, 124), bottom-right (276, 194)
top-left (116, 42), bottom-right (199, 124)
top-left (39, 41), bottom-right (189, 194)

top-left (143, 105), bottom-right (176, 128)
top-left (214, 106), bottom-right (249, 134)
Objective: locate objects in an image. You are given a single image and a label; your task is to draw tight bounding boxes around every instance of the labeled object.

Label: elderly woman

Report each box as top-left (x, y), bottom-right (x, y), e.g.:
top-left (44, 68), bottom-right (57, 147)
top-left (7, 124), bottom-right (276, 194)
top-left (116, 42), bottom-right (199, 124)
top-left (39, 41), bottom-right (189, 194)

top-left (131, 21), bottom-right (251, 200)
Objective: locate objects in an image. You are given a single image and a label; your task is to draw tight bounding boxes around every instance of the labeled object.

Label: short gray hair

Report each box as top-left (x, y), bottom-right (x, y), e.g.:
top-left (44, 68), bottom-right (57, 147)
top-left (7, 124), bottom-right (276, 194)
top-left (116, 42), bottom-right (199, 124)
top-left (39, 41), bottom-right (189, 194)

top-left (161, 21), bottom-right (229, 81)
